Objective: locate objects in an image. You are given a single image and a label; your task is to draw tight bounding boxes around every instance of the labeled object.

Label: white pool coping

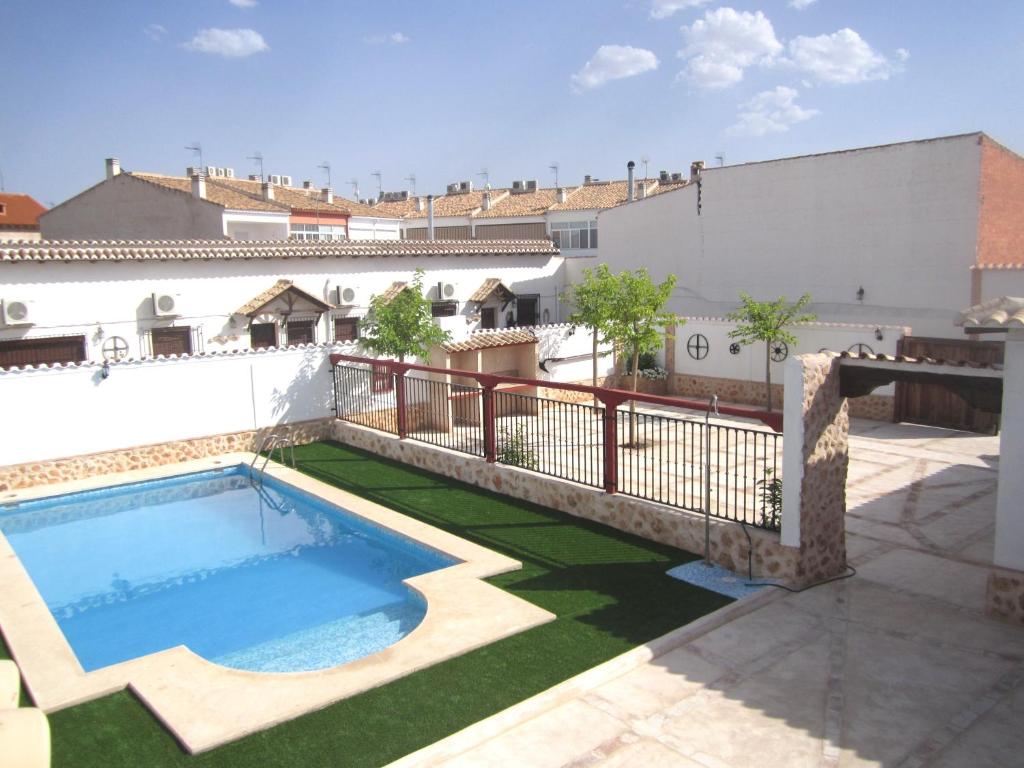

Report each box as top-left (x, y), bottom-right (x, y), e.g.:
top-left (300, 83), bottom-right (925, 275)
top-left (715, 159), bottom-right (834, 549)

top-left (0, 453), bottom-right (555, 754)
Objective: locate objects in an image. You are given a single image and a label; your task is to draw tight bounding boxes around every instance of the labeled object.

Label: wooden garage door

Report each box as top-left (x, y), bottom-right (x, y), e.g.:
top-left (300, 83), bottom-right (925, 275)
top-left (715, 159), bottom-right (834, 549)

top-left (894, 337), bottom-right (1004, 433)
top-left (0, 335), bottom-right (86, 369)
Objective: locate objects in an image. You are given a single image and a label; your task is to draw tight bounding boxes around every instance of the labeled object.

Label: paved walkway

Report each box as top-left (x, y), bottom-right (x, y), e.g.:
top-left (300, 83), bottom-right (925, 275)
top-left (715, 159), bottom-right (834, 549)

top-left (410, 420), bottom-right (1023, 768)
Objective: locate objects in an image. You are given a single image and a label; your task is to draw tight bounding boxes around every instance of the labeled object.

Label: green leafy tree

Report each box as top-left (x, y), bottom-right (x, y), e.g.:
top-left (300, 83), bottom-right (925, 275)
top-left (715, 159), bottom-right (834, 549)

top-left (359, 269), bottom-right (451, 362)
top-left (726, 292), bottom-right (816, 413)
top-left (560, 264), bottom-right (617, 388)
top-left (603, 269), bottom-right (681, 446)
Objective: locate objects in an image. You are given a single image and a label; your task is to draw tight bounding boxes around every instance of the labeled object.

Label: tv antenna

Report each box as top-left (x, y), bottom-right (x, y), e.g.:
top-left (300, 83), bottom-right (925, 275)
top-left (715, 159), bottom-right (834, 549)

top-left (477, 168), bottom-right (490, 188)
top-left (185, 142), bottom-right (204, 172)
top-left (247, 151), bottom-right (264, 182)
top-left (715, 153), bottom-right (726, 167)
top-left (640, 155), bottom-right (650, 179)
top-left (404, 173), bottom-right (417, 195)
top-left (549, 161), bottom-right (559, 187)
top-left (348, 178), bottom-right (360, 200)
top-left (371, 170), bottom-right (383, 197)
top-left (317, 161), bottom-right (331, 188)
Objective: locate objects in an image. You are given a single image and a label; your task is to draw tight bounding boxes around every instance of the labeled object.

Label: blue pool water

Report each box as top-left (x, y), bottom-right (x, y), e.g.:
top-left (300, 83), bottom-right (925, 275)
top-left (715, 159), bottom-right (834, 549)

top-left (0, 466), bottom-right (457, 673)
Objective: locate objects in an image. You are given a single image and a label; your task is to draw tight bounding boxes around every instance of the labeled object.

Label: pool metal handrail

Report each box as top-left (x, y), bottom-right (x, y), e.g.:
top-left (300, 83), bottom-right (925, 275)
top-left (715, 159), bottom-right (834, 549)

top-left (251, 434), bottom-right (296, 487)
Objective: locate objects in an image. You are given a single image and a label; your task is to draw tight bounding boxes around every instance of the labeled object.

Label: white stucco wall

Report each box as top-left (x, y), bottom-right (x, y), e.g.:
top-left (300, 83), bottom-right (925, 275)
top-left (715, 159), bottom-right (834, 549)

top-left (0, 252), bottom-right (564, 362)
top-left (40, 174), bottom-right (225, 240)
top-left (978, 269), bottom-right (1024, 304)
top-left (347, 216), bottom-right (401, 240)
top-left (223, 212), bottom-right (289, 240)
top-left (598, 135), bottom-right (984, 339)
top-left (994, 329), bottom-right (1024, 570)
top-left (0, 344), bottom-right (348, 466)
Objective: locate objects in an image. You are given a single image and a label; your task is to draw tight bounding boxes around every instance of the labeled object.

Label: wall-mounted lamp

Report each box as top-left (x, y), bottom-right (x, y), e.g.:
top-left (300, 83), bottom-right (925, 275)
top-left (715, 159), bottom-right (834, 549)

top-left (874, 327), bottom-right (884, 341)
top-left (101, 361), bottom-right (111, 380)
top-left (856, 286), bottom-right (865, 303)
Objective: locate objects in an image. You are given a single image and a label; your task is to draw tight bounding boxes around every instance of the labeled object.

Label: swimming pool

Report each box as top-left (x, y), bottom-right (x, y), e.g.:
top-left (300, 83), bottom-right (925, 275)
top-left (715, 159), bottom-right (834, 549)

top-left (0, 466), bottom-right (457, 674)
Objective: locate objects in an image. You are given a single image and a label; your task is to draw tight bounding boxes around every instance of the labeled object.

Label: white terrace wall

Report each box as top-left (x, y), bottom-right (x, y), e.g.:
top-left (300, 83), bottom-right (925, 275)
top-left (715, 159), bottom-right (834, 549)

top-left (531, 323), bottom-right (615, 385)
top-left (0, 343), bottom-right (354, 468)
top-left (668, 317), bottom-right (907, 420)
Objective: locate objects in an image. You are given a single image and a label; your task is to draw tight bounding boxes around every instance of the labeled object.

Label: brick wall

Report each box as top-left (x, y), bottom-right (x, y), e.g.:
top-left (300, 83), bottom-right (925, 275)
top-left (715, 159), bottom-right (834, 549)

top-left (978, 135), bottom-right (1024, 267)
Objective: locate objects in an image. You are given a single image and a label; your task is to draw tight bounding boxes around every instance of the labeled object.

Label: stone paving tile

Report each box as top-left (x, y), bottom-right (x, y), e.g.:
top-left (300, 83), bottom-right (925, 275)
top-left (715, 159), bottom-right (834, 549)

top-left (929, 682), bottom-right (1024, 768)
top-left (685, 602), bottom-right (823, 670)
top-left (590, 738), bottom-right (705, 767)
top-left (854, 548), bottom-right (990, 610)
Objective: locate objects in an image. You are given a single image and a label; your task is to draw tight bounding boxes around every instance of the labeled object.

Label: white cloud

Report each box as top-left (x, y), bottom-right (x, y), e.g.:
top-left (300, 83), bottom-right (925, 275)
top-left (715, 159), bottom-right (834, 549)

top-left (183, 28), bottom-right (269, 58)
top-left (787, 28), bottom-right (894, 84)
top-left (728, 86), bottom-right (818, 136)
top-left (144, 24), bottom-right (166, 42)
top-left (229, 0), bottom-right (258, 7)
top-left (896, 47), bottom-right (910, 62)
top-left (650, 0), bottom-right (711, 20)
top-left (788, 0), bottom-right (817, 9)
top-left (678, 8), bottom-right (783, 89)
top-left (572, 45), bottom-right (659, 90)
top-left (365, 31), bottom-right (412, 45)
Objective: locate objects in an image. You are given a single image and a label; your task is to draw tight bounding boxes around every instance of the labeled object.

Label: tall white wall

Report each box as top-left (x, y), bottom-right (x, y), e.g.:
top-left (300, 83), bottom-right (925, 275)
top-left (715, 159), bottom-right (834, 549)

top-left (0, 344), bottom-right (351, 466)
top-left (994, 329), bottom-right (1024, 570)
top-left (978, 268), bottom-right (1024, 303)
top-left (0, 253), bottom-right (564, 361)
top-left (598, 135), bottom-right (984, 339)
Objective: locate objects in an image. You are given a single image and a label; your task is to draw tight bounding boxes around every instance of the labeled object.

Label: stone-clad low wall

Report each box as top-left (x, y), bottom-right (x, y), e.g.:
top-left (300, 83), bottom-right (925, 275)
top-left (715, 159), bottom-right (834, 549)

top-left (332, 420), bottom-right (800, 581)
top-left (0, 418), bottom-right (334, 492)
top-left (669, 372), bottom-right (894, 422)
top-left (986, 568), bottom-right (1024, 625)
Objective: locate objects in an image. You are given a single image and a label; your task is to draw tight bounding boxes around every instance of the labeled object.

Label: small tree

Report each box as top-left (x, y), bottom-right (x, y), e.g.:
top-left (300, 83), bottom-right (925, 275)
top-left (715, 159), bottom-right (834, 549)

top-left (359, 268), bottom-right (451, 362)
top-left (561, 264), bottom-right (617, 388)
top-left (603, 269), bottom-right (681, 446)
top-left (727, 292), bottom-right (816, 413)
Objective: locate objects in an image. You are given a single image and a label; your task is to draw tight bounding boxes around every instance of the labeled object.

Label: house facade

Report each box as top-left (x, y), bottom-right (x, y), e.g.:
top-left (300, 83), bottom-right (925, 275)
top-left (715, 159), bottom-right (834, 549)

top-left (39, 159), bottom-right (400, 242)
top-left (0, 193), bottom-right (47, 242)
top-left (0, 239), bottom-right (562, 369)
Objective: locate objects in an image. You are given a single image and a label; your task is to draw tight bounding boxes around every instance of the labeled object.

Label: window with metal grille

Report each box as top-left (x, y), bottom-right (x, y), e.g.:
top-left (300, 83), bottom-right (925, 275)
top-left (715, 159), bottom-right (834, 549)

top-left (431, 301), bottom-right (458, 318)
top-left (334, 317), bottom-right (359, 341)
top-left (250, 323), bottom-right (277, 349)
top-left (480, 307), bottom-right (497, 329)
top-left (516, 296), bottom-right (538, 326)
top-left (0, 335), bottom-right (86, 369)
top-left (151, 326), bottom-right (192, 357)
top-left (286, 319), bottom-right (315, 345)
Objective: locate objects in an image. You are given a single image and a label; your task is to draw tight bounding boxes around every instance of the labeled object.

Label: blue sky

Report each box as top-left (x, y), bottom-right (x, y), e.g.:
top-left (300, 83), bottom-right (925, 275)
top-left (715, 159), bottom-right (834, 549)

top-left (3, 0), bottom-right (1023, 207)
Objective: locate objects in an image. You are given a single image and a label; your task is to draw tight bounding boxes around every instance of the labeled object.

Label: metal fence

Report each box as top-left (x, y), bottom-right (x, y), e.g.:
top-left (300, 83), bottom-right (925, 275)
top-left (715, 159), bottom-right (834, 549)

top-left (331, 356), bottom-right (783, 530)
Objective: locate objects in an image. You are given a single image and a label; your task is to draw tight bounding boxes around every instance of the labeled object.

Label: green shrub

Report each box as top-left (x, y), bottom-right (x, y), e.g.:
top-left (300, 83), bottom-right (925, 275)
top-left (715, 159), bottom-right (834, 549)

top-left (497, 426), bottom-right (538, 470)
top-left (757, 469), bottom-right (783, 530)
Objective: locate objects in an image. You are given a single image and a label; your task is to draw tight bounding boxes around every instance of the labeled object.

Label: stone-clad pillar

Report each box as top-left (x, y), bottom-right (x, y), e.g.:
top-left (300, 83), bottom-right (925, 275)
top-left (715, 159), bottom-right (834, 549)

top-left (781, 354), bottom-right (849, 585)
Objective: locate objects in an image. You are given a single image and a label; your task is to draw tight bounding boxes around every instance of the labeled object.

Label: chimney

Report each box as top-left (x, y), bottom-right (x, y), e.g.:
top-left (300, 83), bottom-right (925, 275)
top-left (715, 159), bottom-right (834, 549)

top-left (627, 160), bottom-right (635, 203)
top-left (556, 187), bottom-right (568, 204)
top-left (637, 181), bottom-right (647, 200)
top-left (105, 157), bottom-right (121, 181)
top-left (690, 161), bottom-right (705, 182)
top-left (482, 190), bottom-right (492, 210)
top-left (261, 182), bottom-right (274, 201)
top-left (427, 194), bottom-right (435, 241)
top-left (584, 174), bottom-right (592, 185)
top-left (191, 172), bottom-right (206, 200)
top-left (321, 187), bottom-right (333, 204)
top-left (415, 196), bottom-right (425, 213)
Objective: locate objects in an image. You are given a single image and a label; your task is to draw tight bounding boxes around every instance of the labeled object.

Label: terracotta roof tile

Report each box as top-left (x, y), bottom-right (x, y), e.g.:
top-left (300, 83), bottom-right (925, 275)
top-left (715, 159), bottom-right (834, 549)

top-left (0, 193), bottom-right (47, 231)
top-left (235, 279), bottom-right (332, 316)
top-left (209, 178), bottom-right (388, 218)
top-left (442, 329), bottom-right (537, 353)
top-left (0, 239), bottom-right (559, 262)
top-left (957, 296), bottom-right (1024, 329)
top-left (474, 189), bottom-right (557, 219)
top-left (550, 179), bottom-right (688, 211)
top-left (372, 197), bottom-right (423, 219)
top-left (129, 173), bottom-right (288, 213)
top-left (468, 278), bottom-right (515, 303)
top-left (377, 282), bottom-right (409, 305)
top-left (836, 350), bottom-right (1002, 369)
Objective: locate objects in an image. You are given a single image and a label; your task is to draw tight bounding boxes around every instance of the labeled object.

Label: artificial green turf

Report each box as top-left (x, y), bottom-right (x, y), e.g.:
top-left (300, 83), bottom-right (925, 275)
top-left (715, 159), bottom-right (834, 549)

top-left (5, 440), bottom-right (730, 767)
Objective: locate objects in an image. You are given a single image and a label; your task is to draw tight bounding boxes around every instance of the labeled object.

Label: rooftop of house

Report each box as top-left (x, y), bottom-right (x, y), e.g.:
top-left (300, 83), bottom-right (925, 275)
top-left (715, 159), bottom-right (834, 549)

top-left (207, 177), bottom-right (385, 218)
top-left (0, 193), bottom-right (47, 230)
top-left (371, 177), bottom-right (690, 221)
top-left (129, 173), bottom-right (288, 214)
top-left (957, 296), bottom-right (1024, 329)
top-left (0, 239), bottom-right (559, 262)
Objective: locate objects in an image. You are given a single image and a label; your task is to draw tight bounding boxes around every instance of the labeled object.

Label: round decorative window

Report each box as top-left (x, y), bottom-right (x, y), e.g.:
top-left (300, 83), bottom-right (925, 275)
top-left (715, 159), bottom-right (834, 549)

top-left (770, 341), bottom-right (789, 362)
top-left (847, 343), bottom-right (874, 355)
top-left (102, 336), bottom-right (129, 362)
top-left (686, 333), bottom-right (709, 360)
top-left (729, 342), bottom-right (741, 355)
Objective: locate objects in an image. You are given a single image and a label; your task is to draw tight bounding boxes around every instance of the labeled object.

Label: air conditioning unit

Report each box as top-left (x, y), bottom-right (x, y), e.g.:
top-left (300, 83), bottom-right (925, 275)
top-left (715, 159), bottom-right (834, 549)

top-left (1, 299), bottom-right (32, 325)
top-left (336, 286), bottom-right (357, 305)
top-left (511, 180), bottom-right (526, 192)
top-left (525, 179), bottom-right (538, 192)
top-left (224, 167), bottom-right (235, 178)
top-left (670, 172), bottom-right (683, 182)
top-left (281, 175), bottom-right (293, 187)
top-left (206, 165), bottom-right (218, 177)
top-left (446, 182), bottom-right (461, 195)
top-left (459, 180), bottom-right (472, 192)
top-left (659, 170), bottom-right (670, 182)
top-left (435, 282), bottom-right (455, 299)
top-left (269, 174), bottom-right (283, 185)
top-left (152, 293), bottom-right (178, 317)
top-left (248, 174), bottom-right (261, 182)
top-left (186, 166), bottom-right (202, 178)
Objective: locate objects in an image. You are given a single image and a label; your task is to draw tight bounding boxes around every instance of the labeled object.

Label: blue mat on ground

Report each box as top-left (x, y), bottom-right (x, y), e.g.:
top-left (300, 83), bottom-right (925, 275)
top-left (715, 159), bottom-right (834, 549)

top-left (665, 560), bottom-right (770, 600)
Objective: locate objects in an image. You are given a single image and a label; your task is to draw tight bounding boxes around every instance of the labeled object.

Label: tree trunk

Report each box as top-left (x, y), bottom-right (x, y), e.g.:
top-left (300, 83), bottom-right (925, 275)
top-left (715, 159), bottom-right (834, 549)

top-left (591, 327), bottom-right (599, 388)
top-left (764, 342), bottom-right (772, 413)
top-left (628, 344), bottom-right (640, 446)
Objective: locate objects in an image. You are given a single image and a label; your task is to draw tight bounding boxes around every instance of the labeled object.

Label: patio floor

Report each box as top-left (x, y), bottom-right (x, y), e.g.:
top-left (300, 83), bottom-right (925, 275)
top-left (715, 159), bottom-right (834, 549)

top-left (397, 419), bottom-right (1022, 768)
